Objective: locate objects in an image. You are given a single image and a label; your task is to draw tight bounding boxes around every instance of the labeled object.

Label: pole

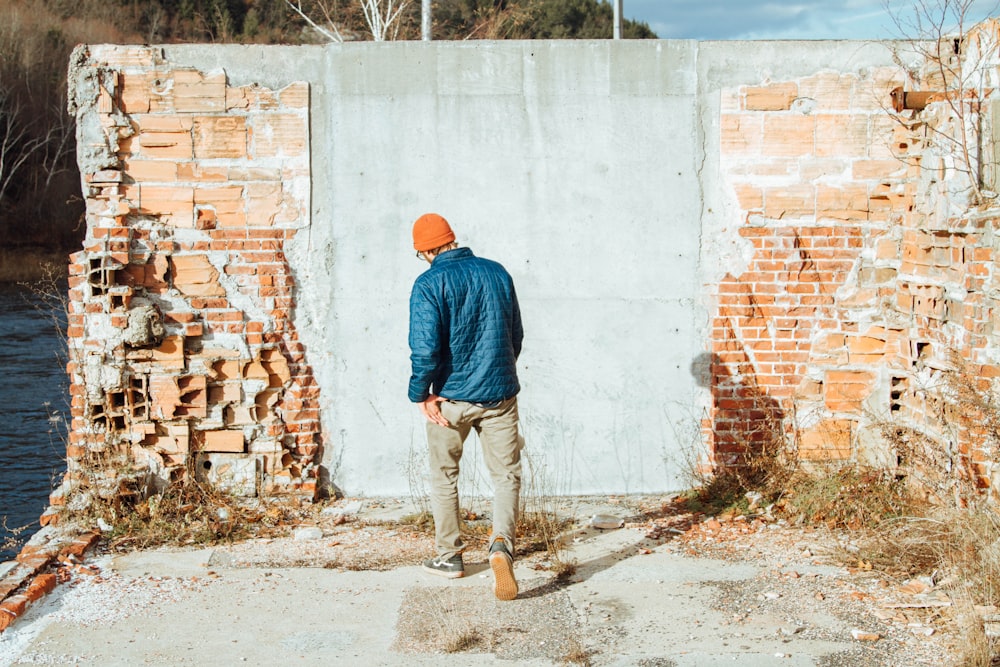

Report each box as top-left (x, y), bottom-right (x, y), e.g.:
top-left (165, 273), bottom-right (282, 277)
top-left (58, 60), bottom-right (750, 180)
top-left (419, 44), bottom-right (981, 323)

top-left (422, 0), bottom-right (431, 40)
top-left (613, 0), bottom-right (622, 40)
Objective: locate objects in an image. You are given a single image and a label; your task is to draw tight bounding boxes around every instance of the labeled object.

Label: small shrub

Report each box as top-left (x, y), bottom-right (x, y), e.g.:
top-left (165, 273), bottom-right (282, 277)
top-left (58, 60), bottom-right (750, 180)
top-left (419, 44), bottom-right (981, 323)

top-left (782, 466), bottom-right (917, 530)
top-left (444, 629), bottom-right (484, 653)
top-left (558, 640), bottom-right (595, 666)
top-left (552, 557), bottom-right (577, 582)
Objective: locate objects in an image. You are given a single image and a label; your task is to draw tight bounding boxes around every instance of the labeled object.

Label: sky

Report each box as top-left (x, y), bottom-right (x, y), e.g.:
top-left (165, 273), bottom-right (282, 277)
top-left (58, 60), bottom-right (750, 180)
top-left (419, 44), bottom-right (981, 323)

top-left (619, 0), bottom-right (1000, 40)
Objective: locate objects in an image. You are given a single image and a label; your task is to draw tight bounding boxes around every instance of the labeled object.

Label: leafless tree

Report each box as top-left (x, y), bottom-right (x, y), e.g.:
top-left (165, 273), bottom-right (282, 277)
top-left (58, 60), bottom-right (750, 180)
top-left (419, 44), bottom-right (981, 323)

top-left (34, 97), bottom-right (75, 211)
top-left (887, 0), bottom-right (1000, 205)
top-left (283, 0), bottom-right (346, 42)
top-left (284, 0), bottom-right (409, 42)
top-left (359, 0), bottom-right (409, 41)
top-left (0, 84), bottom-right (50, 210)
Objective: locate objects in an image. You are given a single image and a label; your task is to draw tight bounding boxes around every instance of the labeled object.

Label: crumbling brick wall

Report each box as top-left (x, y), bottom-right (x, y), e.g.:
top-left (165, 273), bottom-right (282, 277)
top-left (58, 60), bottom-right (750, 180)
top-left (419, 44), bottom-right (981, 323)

top-left (53, 45), bottom-right (322, 514)
top-left (712, 67), bottom-right (905, 466)
top-left (711, 21), bottom-right (1000, 502)
top-left (60, 35), bottom-right (1000, 507)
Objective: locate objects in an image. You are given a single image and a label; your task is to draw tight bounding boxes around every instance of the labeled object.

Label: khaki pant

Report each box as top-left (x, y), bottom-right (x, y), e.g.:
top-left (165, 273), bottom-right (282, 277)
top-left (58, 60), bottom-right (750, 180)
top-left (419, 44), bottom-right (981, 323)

top-left (427, 397), bottom-right (522, 559)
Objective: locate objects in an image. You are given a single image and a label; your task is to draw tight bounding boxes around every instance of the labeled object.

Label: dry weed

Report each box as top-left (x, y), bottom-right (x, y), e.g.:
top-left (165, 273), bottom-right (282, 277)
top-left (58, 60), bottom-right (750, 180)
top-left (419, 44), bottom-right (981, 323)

top-left (444, 628), bottom-right (484, 653)
top-left (74, 474), bottom-right (313, 551)
top-left (782, 466), bottom-right (916, 530)
top-left (684, 391), bottom-right (800, 516)
top-left (856, 505), bottom-right (1000, 600)
top-left (552, 558), bottom-right (578, 583)
top-left (1, 517), bottom-right (30, 555)
top-left (558, 639), bottom-right (595, 666)
top-left (1, 248), bottom-right (68, 283)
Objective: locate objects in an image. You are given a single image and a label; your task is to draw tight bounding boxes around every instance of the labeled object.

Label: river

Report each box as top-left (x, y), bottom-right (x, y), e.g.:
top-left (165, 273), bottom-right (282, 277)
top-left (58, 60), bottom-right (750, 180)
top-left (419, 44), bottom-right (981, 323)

top-left (0, 285), bottom-right (68, 561)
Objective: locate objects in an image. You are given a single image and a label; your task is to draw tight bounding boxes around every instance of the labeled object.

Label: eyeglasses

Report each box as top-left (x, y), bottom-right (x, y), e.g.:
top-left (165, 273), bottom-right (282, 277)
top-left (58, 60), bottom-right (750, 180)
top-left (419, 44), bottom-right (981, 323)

top-left (415, 250), bottom-right (424, 259)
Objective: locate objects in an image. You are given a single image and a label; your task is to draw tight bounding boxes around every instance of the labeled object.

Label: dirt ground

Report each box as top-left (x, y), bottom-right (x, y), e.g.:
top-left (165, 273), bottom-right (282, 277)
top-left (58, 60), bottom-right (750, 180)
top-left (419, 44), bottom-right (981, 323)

top-left (0, 495), bottom-right (980, 666)
top-left (152, 495), bottom-right (975, 664)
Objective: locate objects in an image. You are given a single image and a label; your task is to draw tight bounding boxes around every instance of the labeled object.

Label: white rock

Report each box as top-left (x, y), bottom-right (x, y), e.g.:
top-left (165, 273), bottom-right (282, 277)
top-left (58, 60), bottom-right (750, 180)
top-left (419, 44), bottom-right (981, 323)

top-left (589, 514), bottom-right (624, 530)
top-left (293, 527), bottom-right (324, 541)
top-left (321, 500), bottom-right (364, 517)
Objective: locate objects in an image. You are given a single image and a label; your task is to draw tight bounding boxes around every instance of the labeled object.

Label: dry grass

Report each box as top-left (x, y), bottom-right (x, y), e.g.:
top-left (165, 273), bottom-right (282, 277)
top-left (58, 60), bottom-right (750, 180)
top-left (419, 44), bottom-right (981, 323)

top-left (558, 639), bottom-right (595, 666)
top-left (444, 628), bottom-right (484, 653)
top-left (68, 472), bottom-right (314, 551)
top-left (781, 466), bottom-right (916, 530)
top-left (855, 504), bottom-right (1000, 598)
top-left (955, 600), bottom-right (995, 667)
top-left (1, 517), bottom-right (31, 555)
top-left (1, 248), bottom-right (69, 283)
top-left (855, 507), bottom-right (1000, 666)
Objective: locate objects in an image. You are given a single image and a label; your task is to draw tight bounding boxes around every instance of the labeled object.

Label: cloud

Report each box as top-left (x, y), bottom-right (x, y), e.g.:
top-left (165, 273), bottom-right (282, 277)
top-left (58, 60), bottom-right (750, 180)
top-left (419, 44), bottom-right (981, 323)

top-left (624, 0), bottom-right (863, 39)
top-left (624, 0), bottom-right (1000, 40)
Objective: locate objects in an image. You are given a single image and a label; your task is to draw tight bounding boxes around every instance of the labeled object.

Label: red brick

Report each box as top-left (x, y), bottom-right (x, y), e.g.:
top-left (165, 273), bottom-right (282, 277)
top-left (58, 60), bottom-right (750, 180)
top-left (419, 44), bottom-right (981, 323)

top-left (743, 82), bottom-right (798, 111)
top-left (60, 532), bottom-right (100, 559)
top-left (201, 429), bottom-right (245, 453)
top-left (24, 574), bottom-right (57, 602)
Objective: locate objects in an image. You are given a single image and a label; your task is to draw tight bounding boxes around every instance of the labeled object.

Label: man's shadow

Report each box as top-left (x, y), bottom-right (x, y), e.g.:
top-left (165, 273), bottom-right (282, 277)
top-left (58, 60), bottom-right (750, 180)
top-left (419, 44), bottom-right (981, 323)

top-left (690, 351), bottom-right (787, 486)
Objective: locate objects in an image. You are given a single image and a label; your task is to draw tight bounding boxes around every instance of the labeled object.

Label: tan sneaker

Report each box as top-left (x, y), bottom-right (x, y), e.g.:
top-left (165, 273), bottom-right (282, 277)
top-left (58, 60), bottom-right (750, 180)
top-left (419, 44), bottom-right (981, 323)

top-left (489, 537), bottom-right (518, 601)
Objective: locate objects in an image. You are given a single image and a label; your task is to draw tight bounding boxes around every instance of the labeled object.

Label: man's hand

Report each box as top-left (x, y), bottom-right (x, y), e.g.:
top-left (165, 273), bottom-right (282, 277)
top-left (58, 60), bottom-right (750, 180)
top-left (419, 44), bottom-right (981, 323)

top-left (418, 394), bottom-right (450, 427)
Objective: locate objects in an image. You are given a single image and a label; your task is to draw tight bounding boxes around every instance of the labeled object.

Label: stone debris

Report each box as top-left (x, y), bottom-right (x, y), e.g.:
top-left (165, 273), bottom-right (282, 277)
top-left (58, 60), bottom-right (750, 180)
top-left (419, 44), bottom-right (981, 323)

top-left (589, 514), bottom-right (624, 530)
top-left (0, 529), bottom-right (100, 632)
top-left (292, 527), bottom-right (323, 542)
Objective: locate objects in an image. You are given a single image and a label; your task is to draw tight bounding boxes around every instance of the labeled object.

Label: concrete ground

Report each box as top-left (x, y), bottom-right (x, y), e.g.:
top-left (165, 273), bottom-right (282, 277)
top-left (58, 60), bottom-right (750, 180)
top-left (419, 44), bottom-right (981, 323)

top-left (0, 499), bottom-right (953, 666)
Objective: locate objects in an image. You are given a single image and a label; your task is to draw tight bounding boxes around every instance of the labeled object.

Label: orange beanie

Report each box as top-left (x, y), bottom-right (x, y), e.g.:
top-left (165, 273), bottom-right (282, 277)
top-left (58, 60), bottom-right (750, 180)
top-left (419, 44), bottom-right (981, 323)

top-left (412, 213), bottom-right (456, 251)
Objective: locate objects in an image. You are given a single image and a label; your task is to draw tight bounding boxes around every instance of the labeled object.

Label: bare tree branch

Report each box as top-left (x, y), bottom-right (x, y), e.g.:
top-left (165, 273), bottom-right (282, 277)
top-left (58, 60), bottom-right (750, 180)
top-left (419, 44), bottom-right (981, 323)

top-left (885, 0), bottom-right (1000, 205)
top-left (283, 0), bottom-right (345, 42)
top-left (359, 0), bottom-right (409, 41)
top-left (0, 85), bottom-right (49, 207)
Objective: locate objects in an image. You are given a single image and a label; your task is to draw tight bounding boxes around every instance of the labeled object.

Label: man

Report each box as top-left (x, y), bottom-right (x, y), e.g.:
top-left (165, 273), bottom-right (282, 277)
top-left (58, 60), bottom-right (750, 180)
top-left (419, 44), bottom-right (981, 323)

top-left (408, 212), bottom-right (524, 601)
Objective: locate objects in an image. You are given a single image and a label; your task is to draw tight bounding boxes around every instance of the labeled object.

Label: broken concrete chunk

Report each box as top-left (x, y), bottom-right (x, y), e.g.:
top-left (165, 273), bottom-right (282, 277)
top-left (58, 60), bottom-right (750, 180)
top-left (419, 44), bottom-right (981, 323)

top-left (293, 527), bottom-right (323, 541)
top-left (195, 453), bottom-right (258, 497)
top-left (123, 304), bottom-right (165, 347)
top-left (589, 514), bottom-right (624, 530)
top-left (321, 500), bottom-right (363, 519)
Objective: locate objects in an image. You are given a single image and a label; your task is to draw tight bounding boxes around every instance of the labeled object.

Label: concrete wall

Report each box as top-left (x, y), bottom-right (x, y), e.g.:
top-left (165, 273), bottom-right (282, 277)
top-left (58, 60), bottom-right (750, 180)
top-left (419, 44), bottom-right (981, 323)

top-left (64, 38), bottom-right (908, 505)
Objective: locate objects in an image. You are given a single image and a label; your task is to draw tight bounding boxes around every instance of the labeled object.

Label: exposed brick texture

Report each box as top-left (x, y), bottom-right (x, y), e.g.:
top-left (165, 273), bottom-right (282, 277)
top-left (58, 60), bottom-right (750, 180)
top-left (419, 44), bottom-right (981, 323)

top-left (711, 24), bottom-right (1000, 502)
top-left (61, 28), bottom-right (1000, 514)
top-left (65, 46), bottom-right (321, 505)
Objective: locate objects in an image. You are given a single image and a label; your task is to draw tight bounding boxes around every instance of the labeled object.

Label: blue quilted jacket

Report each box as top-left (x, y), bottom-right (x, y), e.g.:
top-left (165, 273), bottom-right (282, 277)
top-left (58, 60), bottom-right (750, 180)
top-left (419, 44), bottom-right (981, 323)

top-left (408, 247), bottom-right (523, 403)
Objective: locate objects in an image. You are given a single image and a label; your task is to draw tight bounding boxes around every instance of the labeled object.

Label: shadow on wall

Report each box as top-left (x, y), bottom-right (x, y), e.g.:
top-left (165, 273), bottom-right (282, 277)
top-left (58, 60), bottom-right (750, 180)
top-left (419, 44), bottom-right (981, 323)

top-left (690, 352), bottom-right (786, 478)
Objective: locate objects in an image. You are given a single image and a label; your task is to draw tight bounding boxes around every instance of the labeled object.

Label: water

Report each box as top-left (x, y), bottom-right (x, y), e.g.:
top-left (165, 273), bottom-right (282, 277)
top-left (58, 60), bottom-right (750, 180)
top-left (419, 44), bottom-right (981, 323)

top-left (0, 285), bottom-right (68, 561)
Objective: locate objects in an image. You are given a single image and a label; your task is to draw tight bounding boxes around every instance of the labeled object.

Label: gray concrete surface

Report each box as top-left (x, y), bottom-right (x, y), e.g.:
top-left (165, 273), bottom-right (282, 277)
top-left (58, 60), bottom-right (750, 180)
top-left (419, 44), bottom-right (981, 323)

top-left (133, 40), bottom-right (900, 497)
top-left (0, 499), bottom-right (944, 666)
